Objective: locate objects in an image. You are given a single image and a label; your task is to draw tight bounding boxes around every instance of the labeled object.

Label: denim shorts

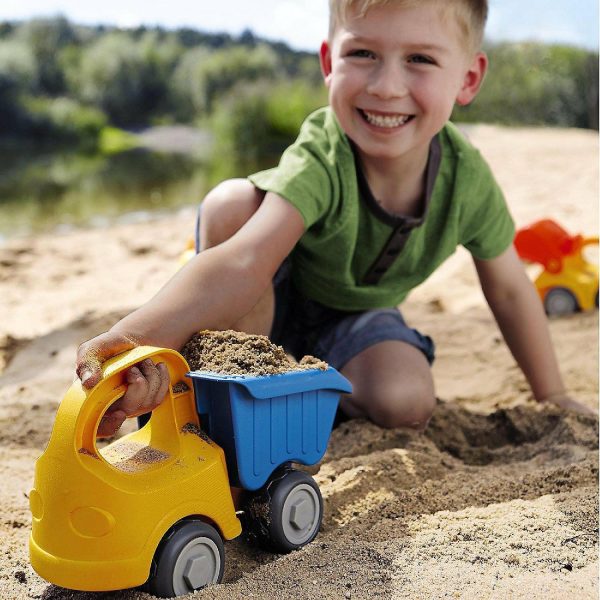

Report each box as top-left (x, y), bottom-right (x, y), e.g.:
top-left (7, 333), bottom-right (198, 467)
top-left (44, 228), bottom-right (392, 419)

top-left (270, 261), bottom-right (435, 370)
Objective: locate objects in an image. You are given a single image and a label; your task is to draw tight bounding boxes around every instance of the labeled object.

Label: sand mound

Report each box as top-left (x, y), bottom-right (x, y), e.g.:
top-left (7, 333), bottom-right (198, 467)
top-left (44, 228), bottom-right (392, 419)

top-left (0, 124), bottom-right (597, 599)
top-left (181, 330), bottom-right (327, 375)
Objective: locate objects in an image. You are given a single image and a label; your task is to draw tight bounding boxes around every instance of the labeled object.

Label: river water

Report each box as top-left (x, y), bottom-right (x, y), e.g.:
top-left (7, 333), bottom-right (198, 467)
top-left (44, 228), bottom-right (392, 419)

top-left (0, 134), bottom-right (216, 244)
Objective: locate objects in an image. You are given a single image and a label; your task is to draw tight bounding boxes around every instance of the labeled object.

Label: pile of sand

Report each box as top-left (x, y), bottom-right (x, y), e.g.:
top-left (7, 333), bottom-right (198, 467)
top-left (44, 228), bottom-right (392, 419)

top-left (0, 124), bottom-right (597, 599)
top-left (181, 329), bottom-right (327, 375)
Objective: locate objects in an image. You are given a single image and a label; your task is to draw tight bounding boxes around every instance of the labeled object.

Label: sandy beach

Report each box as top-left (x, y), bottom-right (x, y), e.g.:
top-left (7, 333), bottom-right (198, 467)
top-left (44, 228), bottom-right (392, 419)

top-left (0, 123), bottom-right (597, 599)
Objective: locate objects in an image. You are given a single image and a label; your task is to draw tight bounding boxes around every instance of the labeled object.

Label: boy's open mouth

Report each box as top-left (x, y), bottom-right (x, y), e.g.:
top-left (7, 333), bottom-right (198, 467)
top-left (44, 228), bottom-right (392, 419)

top-left (358, 109), bottom-right (414, 128)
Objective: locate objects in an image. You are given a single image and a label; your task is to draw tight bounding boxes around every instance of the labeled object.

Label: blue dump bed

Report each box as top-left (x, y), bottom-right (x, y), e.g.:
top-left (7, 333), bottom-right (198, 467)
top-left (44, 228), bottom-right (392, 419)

top-left (187, 368), bottom-right (352, 491)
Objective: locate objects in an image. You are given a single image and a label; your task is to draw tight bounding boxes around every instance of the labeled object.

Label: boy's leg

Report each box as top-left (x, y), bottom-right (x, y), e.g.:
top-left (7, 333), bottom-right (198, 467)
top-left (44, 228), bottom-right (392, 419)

top-left (339, 340), bottom-right (436, 430)
top-left (199, 178), bottom-right (264, 249)
top-left (198, 178), bottom-right (273, 335)
top-left (305, 307), bottom-right (436, 430)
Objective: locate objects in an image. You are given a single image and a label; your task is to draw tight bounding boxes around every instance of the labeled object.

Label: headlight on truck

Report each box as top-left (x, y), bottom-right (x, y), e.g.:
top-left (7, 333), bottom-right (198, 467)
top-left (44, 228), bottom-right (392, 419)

top-left (29, 489), bottom-right (44, 520)
top-left (70, 506), bottom-right (115, 538)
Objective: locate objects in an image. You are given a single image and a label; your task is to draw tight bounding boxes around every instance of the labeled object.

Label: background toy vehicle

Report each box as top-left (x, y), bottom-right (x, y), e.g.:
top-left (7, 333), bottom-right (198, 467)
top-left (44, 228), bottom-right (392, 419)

top-left (514, 219), bottom-right (598, 316)
top-left (29, 346), bottom-right (351, 598)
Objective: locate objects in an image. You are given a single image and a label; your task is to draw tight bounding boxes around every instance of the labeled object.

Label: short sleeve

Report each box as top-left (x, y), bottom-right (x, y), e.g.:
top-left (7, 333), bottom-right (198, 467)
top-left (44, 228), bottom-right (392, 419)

top-left (460, 153), bottom-right (515, 260)
top-left (248, 110), bottom-right (337, 230)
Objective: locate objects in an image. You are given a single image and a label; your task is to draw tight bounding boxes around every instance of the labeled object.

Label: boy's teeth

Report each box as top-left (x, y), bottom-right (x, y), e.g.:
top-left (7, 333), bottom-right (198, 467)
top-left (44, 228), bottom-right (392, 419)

top-left (363, 110), bottom-right (410, 128)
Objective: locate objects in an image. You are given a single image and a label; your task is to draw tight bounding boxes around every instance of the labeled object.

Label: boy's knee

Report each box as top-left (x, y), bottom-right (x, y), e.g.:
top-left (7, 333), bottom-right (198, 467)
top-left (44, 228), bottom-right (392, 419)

top-left (200, 179), bottom-right (264, 248)
top-left (369, 387), bottom-right (436, 431)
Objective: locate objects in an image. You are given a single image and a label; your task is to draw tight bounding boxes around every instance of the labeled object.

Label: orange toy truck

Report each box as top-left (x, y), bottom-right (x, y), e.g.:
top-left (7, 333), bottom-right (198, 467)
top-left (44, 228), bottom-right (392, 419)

top-left (514, 219), bottom-right (598, 316)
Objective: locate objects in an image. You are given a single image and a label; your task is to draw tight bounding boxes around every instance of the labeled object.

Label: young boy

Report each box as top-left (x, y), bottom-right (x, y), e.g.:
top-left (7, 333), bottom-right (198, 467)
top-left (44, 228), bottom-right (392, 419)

top-left (77, 0), bottom-right (592, 438)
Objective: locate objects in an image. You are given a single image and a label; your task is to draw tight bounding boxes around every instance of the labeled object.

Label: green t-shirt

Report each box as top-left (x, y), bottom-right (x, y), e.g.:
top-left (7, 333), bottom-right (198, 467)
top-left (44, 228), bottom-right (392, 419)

top-left (249, 107), bottom-right (515, 311)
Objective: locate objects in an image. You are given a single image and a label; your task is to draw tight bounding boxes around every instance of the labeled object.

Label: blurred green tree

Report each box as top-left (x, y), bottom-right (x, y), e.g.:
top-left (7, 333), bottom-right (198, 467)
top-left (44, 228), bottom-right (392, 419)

top-left (175, 44), bottom-right (280, 116)
top-left (170, 46), bottom-right (213, 121)
top-left (73, 31), bottom-right (181, 125)
top-left (0, 38), bottom-right (37, 133)
top-left (14, 17), bottom-right (77, 95)
top-left (209, 79), bottom-right (327, 179)
top-left (453, 43), bottom-right (599, 130)
top-left (0, 38), bottom-right (37, 91)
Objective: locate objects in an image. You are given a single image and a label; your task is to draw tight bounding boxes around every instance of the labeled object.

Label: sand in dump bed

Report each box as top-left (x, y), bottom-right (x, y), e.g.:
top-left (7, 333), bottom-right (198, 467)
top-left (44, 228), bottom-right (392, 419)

top-left (0, 125), bottom-right (597, 599)
top-left (181, 329), bottom-right (328, 375)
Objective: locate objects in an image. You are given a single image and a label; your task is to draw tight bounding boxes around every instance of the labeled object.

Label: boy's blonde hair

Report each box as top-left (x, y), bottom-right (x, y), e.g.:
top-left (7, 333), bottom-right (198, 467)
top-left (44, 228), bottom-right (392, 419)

top-left (328, 0), bottom-right (488, 53)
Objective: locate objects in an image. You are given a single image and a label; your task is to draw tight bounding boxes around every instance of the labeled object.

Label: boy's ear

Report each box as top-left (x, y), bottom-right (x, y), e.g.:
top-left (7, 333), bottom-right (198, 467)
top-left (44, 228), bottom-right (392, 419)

top-left (319, 40), bottom-right (333, 86)
top-left (456, 52), bottom-right (488, 106)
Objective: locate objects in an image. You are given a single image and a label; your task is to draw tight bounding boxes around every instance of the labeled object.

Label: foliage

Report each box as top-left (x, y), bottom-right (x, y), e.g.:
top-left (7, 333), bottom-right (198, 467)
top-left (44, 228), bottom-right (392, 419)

top-left (0, 94), bottom-right (105, 147)
top-left (0, 38), bottom-right (37, 132)
top-left (453, 42), bottom-right (599, 129)
top-left (175, 44), bottom-right (280, 115)
top-left (209, 79), bottom-right (327, 180)
top-left (99, 126), bottom-right (140, 154)
top-left (73, 31), bottom-right (181, 125)
top-left (0, 16), bottom-right (597, 154)
top-left (13, 17), bottom-right (78, 94)
top-left (0, 37), bottom-right (37, 92)
top-left (40, 96), bottom-right (106, 138)
top-left (170, 46), bottom-right (213, 121)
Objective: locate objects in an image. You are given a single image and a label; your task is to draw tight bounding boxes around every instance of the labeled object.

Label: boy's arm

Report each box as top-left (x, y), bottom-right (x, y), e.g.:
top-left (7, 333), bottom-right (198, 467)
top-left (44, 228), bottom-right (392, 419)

top-left (473, 245), bottom-right (595, 415)
top-left (76, 191), bottom-right (305, 433)
top-left (110, 190), bottom-right (305, 347)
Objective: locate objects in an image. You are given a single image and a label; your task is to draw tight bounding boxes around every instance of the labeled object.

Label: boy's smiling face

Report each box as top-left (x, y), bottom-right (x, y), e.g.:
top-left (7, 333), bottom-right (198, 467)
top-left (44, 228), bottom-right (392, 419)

top-left (320, 1), bottom-right (487, 168)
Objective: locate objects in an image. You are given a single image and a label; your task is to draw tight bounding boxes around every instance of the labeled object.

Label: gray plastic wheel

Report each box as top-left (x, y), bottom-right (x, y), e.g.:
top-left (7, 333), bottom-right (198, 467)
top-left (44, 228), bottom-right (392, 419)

top-left (544, 287), bottom-right (578, 316)
top-left (244, 468), bottom-right (323, 552)
top-left (146, 519), bottom-right (224, 598)
top-left (280, 481), bottom-right (321, 546)
top-left (268, 470), bottom-right (323, 552)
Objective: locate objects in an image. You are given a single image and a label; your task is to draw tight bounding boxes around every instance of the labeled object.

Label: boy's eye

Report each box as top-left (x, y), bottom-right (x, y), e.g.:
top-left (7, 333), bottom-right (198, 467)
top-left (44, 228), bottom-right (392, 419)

top-left (349, 49), bottom-right (376, 59)
top-left (408, 54), bottom-right (435, 65)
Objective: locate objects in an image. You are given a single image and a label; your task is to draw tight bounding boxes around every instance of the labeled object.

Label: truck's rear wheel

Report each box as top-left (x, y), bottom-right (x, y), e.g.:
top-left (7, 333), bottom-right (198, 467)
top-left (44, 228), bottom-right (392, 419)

top-left (146, 519), bottom-right (224, 598)
top-left (246, 468), bottom-right (323, 553)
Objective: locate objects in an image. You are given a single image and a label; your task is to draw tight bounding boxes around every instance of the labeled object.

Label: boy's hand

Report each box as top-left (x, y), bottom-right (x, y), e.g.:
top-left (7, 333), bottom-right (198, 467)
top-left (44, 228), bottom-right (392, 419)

top-left (76, 331), bottom-right (141, 388)
top-left (541, 393), bottom-right (597, 416)
top-left (76, 331), bottom-right (170, 438)
top-left (96, 359), bottom-right (170, 438)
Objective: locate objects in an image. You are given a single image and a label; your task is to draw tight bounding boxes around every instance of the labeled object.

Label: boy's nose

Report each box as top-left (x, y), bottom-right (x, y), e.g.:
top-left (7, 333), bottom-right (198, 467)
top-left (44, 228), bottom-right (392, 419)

top-left (366, 62), bottom-right (408, 99)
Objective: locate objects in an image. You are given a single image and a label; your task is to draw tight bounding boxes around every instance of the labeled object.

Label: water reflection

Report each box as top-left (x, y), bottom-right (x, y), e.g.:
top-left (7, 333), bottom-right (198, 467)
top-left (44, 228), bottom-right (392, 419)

top-left (0, 145), bottom-right (210, 241)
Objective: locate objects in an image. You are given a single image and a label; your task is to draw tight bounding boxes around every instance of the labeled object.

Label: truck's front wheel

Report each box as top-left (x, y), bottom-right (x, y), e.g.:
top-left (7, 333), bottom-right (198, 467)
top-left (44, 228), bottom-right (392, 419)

top-left (146, 519), bottom-right (224, 598)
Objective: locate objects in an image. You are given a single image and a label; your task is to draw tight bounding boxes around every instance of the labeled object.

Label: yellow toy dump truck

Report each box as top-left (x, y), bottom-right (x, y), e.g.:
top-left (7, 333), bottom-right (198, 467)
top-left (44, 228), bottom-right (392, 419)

top-left (29, 346), bottom-right (351, 597)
